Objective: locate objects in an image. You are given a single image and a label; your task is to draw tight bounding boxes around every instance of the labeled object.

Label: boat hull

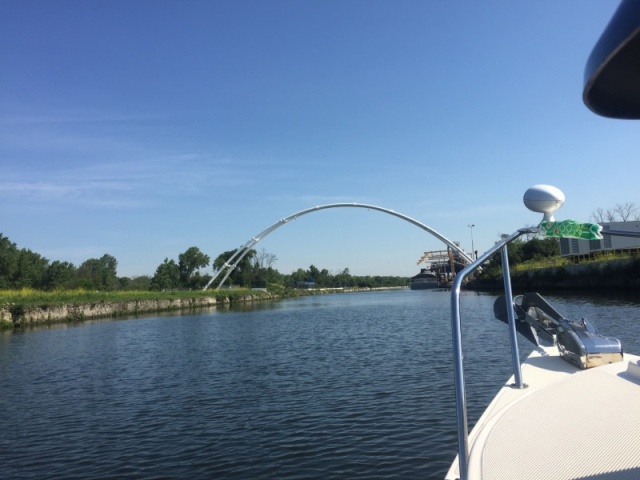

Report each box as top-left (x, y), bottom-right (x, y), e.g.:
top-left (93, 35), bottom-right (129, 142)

top-left (445, 348), bottom-right (640, 480)
top-left (410, 269), bottom-right (440, 290)
top-left (409, 281), bottom-right (439, 290)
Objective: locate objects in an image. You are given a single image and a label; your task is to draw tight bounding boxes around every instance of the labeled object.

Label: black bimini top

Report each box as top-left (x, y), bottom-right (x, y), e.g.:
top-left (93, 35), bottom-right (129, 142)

top-left (583, 0), bottom-right (640, 119)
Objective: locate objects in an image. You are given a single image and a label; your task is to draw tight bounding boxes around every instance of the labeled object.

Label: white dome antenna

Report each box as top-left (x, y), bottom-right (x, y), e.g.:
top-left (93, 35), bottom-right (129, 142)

top-left (523, 185), bottom-right (565, 222)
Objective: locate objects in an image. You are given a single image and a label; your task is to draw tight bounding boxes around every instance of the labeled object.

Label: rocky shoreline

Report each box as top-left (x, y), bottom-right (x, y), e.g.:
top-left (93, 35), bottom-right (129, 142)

top-left (0, 293), bottom-right (277, 329)
top-left (0, 287), bottom-right (408, 329)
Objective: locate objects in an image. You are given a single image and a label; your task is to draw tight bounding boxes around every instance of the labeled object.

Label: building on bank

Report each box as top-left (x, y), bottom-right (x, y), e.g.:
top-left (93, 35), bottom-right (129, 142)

top-left (559, 221), bottom-right (640, 259)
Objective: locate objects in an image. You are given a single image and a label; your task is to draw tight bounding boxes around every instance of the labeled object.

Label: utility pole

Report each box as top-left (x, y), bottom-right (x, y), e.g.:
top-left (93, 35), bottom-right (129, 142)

top-left (468, 224), bottom-right (475, 259)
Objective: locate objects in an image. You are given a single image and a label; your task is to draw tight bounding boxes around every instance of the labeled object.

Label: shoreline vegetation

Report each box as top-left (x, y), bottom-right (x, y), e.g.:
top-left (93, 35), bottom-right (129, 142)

top-left (0, 286), bottom-right (407, 329)
top-left (469, 257), bottom-right (640, 292)
top-left (3, 256), bottom-right (639, 330)
top-left (2, 237), bottom-right (638, 330)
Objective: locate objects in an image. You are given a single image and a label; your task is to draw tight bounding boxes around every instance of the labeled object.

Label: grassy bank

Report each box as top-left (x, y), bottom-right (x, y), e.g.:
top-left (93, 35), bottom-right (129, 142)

top-left (0, 287), bottom-right (288, 329)
top-left (0, 287), bottom-right (262, 307)
top-left (0, 285), bottom-right (404, 329)
top-left (470, 256), bottom-right (640, 292)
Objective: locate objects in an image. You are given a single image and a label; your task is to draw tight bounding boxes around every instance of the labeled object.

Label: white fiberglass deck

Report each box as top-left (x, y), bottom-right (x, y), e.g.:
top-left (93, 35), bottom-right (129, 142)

top-left (446, 348), bottom-right (640, 480)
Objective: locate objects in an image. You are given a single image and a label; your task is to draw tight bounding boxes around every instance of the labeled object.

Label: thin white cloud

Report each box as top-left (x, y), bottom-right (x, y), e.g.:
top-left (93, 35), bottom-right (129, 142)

top-left (0, 106), bottom-right (258, 207)
top-left (0, 153), bottom-right (256, 208)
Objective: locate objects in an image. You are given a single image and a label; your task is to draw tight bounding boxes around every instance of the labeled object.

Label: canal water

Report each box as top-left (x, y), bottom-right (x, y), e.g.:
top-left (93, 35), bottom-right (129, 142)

top-left (1, 289), bottom-right (639, 479)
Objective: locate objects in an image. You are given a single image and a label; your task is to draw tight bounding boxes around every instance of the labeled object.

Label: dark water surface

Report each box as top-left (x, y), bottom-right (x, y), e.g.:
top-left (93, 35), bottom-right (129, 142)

top-left (1, 289), bottom-right (639, 479)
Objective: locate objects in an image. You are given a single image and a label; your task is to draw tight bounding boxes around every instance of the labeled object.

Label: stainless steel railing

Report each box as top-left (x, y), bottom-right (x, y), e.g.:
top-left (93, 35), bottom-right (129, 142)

top-left (450, 227), bottom-right (536, 480)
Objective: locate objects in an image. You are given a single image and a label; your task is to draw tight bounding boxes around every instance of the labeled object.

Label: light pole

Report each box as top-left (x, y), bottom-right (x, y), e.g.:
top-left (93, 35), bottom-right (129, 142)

top-left (468, 224), bottom-right (475, 259)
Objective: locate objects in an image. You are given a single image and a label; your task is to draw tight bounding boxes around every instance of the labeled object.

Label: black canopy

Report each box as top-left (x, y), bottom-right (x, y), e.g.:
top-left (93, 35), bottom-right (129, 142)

top-left (583, 0), bottom-right (640, 119)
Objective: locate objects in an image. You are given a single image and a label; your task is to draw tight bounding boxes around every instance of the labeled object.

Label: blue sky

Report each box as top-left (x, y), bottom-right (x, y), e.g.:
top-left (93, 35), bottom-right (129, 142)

top-left (1, 0), bottom-right (636, 279)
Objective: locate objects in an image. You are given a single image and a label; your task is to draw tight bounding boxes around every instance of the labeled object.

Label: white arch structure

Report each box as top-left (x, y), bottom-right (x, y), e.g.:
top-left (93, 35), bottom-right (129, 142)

top-left (203, 203), bottom-right (473, 290)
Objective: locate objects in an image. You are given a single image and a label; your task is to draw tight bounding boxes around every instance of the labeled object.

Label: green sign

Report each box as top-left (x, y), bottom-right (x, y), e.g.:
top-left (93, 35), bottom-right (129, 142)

top-left (539, 220), bottom-right (603, 240)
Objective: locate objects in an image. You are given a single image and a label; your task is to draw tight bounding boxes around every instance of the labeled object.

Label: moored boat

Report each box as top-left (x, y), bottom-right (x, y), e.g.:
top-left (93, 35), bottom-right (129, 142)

top-left (409, 268), bottom-right (440, 290)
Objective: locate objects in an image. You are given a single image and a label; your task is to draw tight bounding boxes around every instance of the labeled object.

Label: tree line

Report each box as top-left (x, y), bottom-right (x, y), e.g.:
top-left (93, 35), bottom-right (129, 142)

top-left (0, 234), bottom-right (128, 291)
top-left (476, 237), bottom-right (561, 280)
top-left (0, 233), bottom-right (408, 291)
top-left (151, 248), bottom-right (410, 290)
top-left (3, 201), bottom-right (635, 292)
top-left (9, 224), bottom-right (636, 292)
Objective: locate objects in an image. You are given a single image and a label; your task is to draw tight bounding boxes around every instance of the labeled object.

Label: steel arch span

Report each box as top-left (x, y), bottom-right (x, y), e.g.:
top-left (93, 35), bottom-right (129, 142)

top-left (203, 203), bottom-right (473, 290)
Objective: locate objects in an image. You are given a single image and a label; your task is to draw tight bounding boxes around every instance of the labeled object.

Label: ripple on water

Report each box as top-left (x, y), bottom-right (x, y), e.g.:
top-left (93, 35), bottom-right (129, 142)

top-left (1, 290), bottom-right (637, 479)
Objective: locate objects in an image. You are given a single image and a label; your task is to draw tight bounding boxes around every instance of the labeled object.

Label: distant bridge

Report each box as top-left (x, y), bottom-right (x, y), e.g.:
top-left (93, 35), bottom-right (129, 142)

top-left (203, 203), bottom-right (473, 290)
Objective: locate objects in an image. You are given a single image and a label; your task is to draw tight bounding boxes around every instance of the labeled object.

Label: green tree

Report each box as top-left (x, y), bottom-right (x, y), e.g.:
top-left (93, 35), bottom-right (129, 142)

top-left (99, 254), bottom-right (118, 289)
top-left (521, 238), bottom-right (560, 260)
top-left (150, 258), bottom-right (181, 290)
top-left (251, 249), bottom-right (279, 288)
top-left (316, 268), bottom-right (330, 287)
top-left (76, 254), bottom-right (118, 290)
top-left (178, 246), bottom-right (210, 288)
top-left (43, 261), bottom-right (76, 290)
top-left (0, 234), bottom-right (19, 289)
top-left (481, 236), bottom-right (562, 280)
top-left (486, 238), bottom-right (525, 269)
top-left (263, 267), bottom-right (283, 286)
top-left (187, 271), bottom-right (212, 290)
top-left (127, 275), bottom-right (152, 290)
top-left (307, 265), bottom-right (320, 282)
top-left (335, 268), bottom-right (355, 287)
top-left (74, 260), bottom-right (98, 289)
top-left (286, 268), bottom-right (308, 288)
top-left (12, 249), bottom-right (49, 289)
top-left (213, 249), bottom-right (256, 287)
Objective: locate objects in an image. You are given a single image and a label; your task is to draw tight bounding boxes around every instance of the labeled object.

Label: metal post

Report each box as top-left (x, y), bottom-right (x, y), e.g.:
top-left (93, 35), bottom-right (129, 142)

top-left (500, 245), bottom-right (525, 388)
top-left (450, 228), bottom-right (530, 480)
top-left (450, 275), bottom-right (470, 480)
